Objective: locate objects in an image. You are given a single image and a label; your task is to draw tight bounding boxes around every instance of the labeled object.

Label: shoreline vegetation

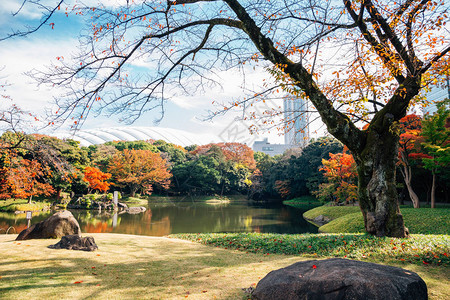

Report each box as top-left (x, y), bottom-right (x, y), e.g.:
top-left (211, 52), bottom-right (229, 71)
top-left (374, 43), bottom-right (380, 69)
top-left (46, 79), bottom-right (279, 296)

top-left (1, 233), bottom-right (449, 299)
top-left (0, 194), bottom-right (238, 213)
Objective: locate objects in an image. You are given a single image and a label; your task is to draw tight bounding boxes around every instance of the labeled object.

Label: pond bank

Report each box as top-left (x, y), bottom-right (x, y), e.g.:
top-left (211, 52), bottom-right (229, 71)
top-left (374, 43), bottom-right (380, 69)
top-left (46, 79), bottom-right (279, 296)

top-left (1, 233), bottom-right (448, 299)
top-left (300, 205), bottom-right (450, 235)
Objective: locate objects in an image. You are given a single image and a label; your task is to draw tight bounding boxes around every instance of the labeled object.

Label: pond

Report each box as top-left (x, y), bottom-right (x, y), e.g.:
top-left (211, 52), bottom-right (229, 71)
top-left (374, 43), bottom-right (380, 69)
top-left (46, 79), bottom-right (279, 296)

top-left (0, 198), bottom-right (318, 236)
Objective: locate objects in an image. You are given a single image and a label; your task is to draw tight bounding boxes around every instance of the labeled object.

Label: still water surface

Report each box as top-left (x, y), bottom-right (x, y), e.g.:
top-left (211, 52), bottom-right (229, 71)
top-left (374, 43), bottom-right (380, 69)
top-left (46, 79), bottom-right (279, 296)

top-left (0, 199), bottom-right (317, 236)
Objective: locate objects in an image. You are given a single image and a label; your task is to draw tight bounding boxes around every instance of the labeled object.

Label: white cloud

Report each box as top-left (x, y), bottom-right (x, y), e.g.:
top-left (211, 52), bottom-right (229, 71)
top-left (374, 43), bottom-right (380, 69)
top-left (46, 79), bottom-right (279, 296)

top-left (0, 36), bottom-right (79, 127)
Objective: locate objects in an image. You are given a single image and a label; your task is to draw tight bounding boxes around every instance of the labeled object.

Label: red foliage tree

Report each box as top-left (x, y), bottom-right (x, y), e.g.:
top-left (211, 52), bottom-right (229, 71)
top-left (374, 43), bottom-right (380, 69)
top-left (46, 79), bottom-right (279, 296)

top-left (314, 150), bottom-right (358, 205)
top-left (0, 153), bottom-right (55, 202)
top-left (83, 166), bottom-right (112, 193)
top-left (107, 149), bottom-right (171, 197)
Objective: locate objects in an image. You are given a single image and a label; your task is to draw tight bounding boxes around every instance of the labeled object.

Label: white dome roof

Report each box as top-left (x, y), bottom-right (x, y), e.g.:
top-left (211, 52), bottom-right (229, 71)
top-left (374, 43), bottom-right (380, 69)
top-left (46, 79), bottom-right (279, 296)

top-left (61, 126), bottom-right (221, 147)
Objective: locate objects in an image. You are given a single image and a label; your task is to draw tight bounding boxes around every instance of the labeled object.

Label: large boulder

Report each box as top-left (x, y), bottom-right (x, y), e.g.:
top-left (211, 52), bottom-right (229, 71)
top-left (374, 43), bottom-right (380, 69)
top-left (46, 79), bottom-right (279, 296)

top-left (16, 210), bottom-right (81, 240)
top-left (252, 258), bottom-right (427, 300)
top-left (48, 235), bottom-right (98, 251)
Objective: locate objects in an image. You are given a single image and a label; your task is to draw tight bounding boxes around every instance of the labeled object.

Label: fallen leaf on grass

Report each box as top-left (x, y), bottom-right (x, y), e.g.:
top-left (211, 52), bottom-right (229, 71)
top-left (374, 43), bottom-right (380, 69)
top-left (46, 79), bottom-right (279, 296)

top-left (202, 290), bottom-right (207, 293)
top-left (74, 281), bottom-right (83, 284)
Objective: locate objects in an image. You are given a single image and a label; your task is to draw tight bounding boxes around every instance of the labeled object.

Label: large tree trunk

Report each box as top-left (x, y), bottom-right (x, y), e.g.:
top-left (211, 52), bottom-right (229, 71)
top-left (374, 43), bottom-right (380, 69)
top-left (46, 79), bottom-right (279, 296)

top-left (354, 115), bottom-right (409, 238)
top-left (130, 187), bottom-right (136, 198)
top-left (399, 160), bottom-right (420, 208)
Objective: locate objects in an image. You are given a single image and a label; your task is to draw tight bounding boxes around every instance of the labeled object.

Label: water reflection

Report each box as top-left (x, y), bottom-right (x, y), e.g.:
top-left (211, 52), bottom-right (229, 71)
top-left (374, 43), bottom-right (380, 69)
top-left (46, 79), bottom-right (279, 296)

top-left (0, 201), bottom-right (318, 236)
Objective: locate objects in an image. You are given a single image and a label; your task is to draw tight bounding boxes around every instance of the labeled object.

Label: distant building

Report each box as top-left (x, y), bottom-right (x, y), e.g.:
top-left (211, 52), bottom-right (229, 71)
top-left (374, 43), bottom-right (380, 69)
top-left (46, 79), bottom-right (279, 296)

top-left (253, 96), bottom-right (310, 156)
top-left (423, 75), bottom-right (450, 115)
top-left (58, 126), bottom-right (221, 147)
top-left (284, 96), bottom-right (309, 147)
top-left (252, 138), bottom-right (292, 156)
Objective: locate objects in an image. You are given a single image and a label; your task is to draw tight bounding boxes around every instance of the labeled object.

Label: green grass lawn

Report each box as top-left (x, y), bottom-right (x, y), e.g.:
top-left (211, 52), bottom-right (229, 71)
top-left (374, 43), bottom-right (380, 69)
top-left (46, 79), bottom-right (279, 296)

top-left (0, 199), bottom-right (51, 212)
top-left (283, 196), bottom-right (323, 210)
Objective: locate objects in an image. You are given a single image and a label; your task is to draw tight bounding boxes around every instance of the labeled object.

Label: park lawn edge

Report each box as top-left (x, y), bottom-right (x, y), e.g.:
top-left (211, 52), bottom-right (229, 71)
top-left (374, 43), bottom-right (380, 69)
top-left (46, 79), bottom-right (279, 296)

top-left (173, 232), bottom-right (450, 267)
top-left (302, 205), bottom-right (450, 235)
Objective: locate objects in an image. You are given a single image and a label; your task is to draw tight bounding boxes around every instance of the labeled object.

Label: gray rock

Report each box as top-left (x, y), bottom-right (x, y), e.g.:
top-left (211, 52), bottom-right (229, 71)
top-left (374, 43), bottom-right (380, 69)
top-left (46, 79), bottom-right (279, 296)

top-left (49, 235), bottom-right (98, 251)
top-left (252, 258), bottom-right (427, 300)
top-left (313, 214), bottom-right (331, 226)
top-left (16, 210), bottom-right (81, 240)
top-left (127, 206), bottom-right (146, 214)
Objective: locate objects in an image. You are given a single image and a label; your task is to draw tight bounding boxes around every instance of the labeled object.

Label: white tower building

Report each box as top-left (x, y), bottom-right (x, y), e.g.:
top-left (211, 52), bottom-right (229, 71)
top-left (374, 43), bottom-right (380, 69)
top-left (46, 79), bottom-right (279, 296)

top-left (283, 96), bottom-right (309, 147)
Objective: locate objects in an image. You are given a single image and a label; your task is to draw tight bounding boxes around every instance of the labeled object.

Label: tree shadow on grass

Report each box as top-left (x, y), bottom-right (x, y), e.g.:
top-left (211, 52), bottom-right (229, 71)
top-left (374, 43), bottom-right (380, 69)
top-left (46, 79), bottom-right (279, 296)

top-left (0, 235), bottom-right (305, 299)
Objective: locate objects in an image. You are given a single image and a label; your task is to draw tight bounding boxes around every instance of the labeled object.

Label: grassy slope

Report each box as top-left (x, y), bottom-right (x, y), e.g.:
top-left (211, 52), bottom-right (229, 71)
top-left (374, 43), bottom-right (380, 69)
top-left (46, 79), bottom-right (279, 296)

top-left (303, 205), bottom-right (360, 221)
top-left (1, 233), bottom-right (449, 300)
top-left (315, 208), bottom-right (450, 235)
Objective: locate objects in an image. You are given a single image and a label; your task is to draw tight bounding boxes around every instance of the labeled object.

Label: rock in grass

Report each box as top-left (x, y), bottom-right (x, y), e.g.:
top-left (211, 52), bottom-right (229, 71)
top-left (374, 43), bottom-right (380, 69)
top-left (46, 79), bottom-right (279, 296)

top-left (16, 210), bottom-right (81, 240)
top-left (252, 258), bottom-right (427, 300)
top-left (313, 214), bottom-right (331, 226)
top-left (49, 235), bottom-right (98, 251)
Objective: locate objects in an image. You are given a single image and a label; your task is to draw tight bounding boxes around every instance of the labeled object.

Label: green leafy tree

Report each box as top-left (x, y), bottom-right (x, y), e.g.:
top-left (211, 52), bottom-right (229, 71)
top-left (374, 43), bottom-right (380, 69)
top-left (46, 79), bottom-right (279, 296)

top-left (253, 137), bottom-right (343, 200)
top-left (87, 144), bottom-right (118, 171)
top-left (420, 100), bottom-right (450, 208)
top-left (173, 145), bottom-right (249, 195)
top-left (105, 140), bottom-right (159, 153)
top-left (152, 140), bottom-right (187, 166)
top-left (33, 135), bottom-right (90, 199)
